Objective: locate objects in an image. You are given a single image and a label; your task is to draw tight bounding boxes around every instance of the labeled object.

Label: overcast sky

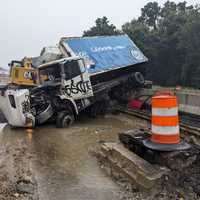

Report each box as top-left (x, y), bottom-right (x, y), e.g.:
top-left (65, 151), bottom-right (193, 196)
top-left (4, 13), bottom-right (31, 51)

top-left (0, 0), bottom-right (198, 69)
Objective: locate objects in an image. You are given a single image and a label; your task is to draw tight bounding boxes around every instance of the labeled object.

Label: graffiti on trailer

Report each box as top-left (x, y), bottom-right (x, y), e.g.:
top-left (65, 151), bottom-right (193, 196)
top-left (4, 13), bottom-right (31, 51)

top-left (62, 79), bottom-right (92, 97)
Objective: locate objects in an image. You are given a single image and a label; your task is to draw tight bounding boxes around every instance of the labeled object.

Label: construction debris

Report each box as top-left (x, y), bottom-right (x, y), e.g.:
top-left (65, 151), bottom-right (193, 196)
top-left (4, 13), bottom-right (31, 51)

top-left (95, 128), bottom-right (200, 199)
top-left (99, 142), bottom-right (168, 189)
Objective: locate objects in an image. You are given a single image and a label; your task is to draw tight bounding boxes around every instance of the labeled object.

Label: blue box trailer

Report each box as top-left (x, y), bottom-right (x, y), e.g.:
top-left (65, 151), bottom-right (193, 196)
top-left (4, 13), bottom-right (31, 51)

top-left (59, 35), bottom-right (148, 77)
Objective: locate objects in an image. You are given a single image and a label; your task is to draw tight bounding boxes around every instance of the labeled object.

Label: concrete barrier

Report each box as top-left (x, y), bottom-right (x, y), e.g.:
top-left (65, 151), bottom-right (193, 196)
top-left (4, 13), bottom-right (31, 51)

top-left (138, 87), bottom-right (200, 116)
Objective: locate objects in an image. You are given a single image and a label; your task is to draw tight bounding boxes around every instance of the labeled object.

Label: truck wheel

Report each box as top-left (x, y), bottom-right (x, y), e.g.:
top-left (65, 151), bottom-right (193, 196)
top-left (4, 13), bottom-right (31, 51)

top-left (56, 111), bottom-right (74, 128)
top-left (134, 72), bottom-right (145, 85)
top-left (99, 100), bottom-right (109, 115)
top-left (88, 104), bottom-right (99, 118)
top-left (88, 101), bottom-right (108, 118)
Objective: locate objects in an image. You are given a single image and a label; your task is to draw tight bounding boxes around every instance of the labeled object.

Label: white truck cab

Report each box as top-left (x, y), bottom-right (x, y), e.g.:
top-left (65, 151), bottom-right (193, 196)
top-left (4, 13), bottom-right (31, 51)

top-left (38, 57), bottom-right (93, 100)
top-left (0, 56), bottom-right (95, 128)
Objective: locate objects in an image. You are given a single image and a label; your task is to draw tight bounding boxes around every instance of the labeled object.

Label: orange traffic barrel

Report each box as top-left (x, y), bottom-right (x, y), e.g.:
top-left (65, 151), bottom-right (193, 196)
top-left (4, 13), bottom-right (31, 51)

top-left (143, 94), bottom-right (190, 151)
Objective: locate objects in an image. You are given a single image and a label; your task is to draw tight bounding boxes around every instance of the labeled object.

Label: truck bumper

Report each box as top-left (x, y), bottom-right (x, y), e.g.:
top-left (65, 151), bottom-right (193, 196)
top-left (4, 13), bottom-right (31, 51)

top-left (0, 88), bottom-right (35, 127)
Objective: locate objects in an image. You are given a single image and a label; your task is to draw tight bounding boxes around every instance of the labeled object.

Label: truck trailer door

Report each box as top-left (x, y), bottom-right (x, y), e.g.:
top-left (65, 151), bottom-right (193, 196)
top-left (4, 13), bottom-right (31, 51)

top-left (62, 59), bottom-right (93, 100)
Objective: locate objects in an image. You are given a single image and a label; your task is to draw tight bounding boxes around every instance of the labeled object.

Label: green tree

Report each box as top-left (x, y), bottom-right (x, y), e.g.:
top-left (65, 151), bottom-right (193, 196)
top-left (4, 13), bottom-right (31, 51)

top-left (160, 1), bottom-right (177, 17)
top-left (177, 8), bottom-right (200, 86)
top-left (139, 2), bottom-right (161, 30)
top-left (123, 1), bottom-right (200, 87)
top-left (122, 20), bottom-right (150, 51)
top-left (83, 2), bottom-right (200, 88)
top-left (83, 17), bottom-right (121, 36)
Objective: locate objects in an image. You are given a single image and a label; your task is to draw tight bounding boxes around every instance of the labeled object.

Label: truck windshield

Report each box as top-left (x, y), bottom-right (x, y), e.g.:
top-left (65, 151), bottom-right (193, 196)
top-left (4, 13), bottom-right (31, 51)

top-left (64, 60), bottom-right (83, 80)
top-left (39, 63), bottom-right (61, 83)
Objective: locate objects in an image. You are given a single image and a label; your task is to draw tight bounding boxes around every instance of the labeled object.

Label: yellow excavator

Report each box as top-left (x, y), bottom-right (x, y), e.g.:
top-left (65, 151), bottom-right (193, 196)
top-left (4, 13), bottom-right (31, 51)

top-left (9, 57), bottom-right (39, 87)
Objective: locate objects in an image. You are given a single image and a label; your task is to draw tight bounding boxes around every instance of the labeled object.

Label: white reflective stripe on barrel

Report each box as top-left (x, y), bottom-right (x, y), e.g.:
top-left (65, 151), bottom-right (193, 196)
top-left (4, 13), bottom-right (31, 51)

top-left (151, 125), bottom-right (179, 135)
top-left (152, 107), bottom-right (178, 116)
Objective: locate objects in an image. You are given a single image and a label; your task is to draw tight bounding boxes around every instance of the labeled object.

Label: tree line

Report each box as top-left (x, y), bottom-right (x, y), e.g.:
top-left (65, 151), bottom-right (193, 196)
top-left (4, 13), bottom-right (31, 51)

top-left (83, 1), bottom-right (200, 88)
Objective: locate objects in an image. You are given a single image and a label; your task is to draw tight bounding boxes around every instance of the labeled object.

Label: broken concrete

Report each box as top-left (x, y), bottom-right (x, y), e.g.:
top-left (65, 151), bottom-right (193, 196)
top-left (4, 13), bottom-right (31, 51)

top-left (93, 126), bottom-right (200, 199)
top-left (99, 142), bottom-right (168, 189)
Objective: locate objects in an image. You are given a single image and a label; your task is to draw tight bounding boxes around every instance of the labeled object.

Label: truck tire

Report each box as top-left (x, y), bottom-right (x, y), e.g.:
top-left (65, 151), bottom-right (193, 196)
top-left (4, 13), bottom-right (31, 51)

top-left (99, 100), bottom-right (109, 115)
top-left (134, 72), bottom-right (145, 85)
top-left (88, 103), bottom-right (99, 118)
top-left (88, 100), bottom-right (108, 118)
top-left (56, 111), bottom-right (74, 128)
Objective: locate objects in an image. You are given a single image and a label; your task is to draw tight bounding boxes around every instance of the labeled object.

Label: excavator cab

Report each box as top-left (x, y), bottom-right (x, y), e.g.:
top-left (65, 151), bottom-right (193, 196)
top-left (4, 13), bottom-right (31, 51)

top-left (9, 58), bottom-right (39, 86)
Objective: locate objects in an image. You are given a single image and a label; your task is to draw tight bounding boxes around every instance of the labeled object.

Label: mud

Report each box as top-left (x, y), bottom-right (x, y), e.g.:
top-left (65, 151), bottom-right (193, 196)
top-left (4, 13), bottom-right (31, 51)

top-left (2, 112), bottom-right (199, 200)
top-left (0, 124), bottom-right (38, 199)
top-left (0, 113), bottom-right (148, 200)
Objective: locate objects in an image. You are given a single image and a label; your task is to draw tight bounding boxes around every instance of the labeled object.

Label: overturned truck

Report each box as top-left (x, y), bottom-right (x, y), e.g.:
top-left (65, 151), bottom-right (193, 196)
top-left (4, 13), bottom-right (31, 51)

top-left (0, 35), bottom-right (148, 127)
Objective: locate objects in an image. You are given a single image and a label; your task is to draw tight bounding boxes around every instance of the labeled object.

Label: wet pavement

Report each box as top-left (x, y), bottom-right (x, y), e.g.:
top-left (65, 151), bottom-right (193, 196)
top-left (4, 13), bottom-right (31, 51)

top-left (0, 114), bottom-right (148, 200)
